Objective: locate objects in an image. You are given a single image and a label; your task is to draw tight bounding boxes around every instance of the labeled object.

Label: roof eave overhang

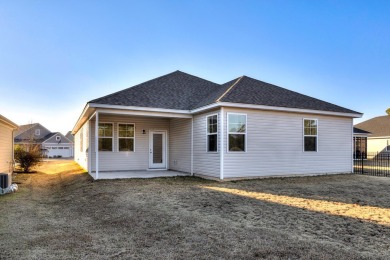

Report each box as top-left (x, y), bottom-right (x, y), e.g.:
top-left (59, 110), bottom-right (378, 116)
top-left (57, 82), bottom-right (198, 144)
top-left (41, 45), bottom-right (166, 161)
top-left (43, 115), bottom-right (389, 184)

top-left (0, 115), bottom-right (18, 130)
top-left (191, 102), bottom-right (363, 118)
top-left (72, 101), bottom-right (362, 134)
top-left (71, 103), bottom-right (192, 134)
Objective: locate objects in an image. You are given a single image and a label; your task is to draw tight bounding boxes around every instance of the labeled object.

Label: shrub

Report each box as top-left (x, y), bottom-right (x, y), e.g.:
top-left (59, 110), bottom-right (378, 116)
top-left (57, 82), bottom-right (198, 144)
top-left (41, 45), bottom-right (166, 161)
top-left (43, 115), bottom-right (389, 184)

top-left (14, 145), bottom-right (42, 173)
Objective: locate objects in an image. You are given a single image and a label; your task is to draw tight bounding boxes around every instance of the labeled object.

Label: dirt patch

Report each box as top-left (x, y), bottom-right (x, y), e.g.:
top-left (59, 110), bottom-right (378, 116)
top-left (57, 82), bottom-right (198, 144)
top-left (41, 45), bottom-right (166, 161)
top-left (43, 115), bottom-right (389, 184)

top-left (1, 160), bottom-right (390, 259)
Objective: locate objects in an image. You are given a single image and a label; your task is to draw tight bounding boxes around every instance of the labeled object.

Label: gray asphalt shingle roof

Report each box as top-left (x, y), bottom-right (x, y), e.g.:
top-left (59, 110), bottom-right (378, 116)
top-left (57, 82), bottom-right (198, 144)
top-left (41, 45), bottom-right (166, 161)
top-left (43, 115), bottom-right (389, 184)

top-left (89, 71), bottom-right (360, 114)
top-left (354, 115), bottom-right (390, 137)
top-left (353, 127), bottom-right (371, 134)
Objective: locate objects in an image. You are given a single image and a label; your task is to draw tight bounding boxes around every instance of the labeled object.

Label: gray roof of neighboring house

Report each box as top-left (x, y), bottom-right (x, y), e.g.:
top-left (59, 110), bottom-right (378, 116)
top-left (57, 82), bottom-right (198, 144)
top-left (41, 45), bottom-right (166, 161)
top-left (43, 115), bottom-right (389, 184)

top-left (89, 70), bottom-right (360, 114)
top-left (14, 123), bottom-right (38, 137)
top-left (353, 127), bottom-right (371, 134)
top-left (354, 115), bottom-right (390, 137)
top-left (14, 132), bottom-right (57, 144)
top-left (65, 131), bottom-right (74, 142)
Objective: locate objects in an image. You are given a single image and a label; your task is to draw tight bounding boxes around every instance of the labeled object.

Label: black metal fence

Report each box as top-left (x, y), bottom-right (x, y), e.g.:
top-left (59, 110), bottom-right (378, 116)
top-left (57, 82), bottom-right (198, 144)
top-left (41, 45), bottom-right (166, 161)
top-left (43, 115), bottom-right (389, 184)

top-left (354, 152), bottom-right (390, 177)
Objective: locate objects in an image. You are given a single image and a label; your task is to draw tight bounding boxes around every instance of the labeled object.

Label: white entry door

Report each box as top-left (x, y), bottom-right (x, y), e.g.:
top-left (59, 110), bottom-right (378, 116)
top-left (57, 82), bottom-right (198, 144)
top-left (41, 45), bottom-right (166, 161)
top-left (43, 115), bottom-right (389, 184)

top-left (149, 131), bottom-right (167, 169)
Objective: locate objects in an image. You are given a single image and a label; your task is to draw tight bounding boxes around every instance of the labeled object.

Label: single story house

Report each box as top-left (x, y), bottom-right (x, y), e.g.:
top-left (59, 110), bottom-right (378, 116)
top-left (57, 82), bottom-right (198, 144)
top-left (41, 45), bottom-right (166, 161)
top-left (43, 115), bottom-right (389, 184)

top-left (354, 115), bottom-right (390, 157)
top-left (15, 123), bottom-right (74, 158)
top-left (0, 115), bottom-right (18, 187)
top-left (72, 71), bottom-right (362, 180)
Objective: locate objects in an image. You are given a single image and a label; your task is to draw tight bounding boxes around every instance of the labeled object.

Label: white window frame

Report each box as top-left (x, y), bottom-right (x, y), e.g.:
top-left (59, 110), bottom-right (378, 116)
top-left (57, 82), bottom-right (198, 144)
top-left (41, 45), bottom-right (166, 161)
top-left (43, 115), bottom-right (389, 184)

top-left (117, 123), bottom-right (135, 152)
top-left (56, 136), bottom-right (61, 141)
top-left (98, 122), bottom-right (114, 152)
top-left (206, 114), bottom-right (218, 153)
top-left (227, 113), bottom-right (247, 153)
top-left (303, 118), bottom-right (318, 152)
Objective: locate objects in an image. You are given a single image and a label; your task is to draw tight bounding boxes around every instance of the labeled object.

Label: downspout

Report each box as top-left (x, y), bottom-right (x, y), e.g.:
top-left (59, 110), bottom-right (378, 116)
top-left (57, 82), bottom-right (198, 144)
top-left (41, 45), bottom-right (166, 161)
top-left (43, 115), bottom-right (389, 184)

top-left (220, 107), bottom-right (224, 180)
top-left (351, 119), bottom-right (354, 174)
top-left (191, 116), bottom-right (194, 176)
top-left (95, 111), bottom-right (99, 180)
top-left (12, 128), bottom-right (15, 173)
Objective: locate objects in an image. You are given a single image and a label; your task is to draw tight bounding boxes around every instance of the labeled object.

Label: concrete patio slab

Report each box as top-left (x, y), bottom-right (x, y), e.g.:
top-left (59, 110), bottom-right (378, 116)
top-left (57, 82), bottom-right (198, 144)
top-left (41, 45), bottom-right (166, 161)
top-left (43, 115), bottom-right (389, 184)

top-left (89, 170), bottom-right (190, 180)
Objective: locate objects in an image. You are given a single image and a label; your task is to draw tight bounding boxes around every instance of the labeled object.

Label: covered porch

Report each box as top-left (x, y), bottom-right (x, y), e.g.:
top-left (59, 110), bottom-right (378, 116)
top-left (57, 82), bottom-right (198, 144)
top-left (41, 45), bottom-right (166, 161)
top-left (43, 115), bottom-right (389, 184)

top-left (80, 106), bottom-right (194, 179)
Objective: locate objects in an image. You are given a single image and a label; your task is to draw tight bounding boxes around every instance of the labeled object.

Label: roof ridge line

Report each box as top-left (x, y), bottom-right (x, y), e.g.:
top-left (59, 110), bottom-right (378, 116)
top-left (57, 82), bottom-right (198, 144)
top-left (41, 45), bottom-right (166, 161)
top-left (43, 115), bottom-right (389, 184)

top-left (216, 76), bottom-right (243, 102)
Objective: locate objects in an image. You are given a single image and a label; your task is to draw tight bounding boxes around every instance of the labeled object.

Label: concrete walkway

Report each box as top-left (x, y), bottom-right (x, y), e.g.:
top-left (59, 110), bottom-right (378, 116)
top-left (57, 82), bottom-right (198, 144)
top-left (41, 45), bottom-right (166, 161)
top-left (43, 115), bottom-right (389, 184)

top-left (89, 170), bottom-right (190, 180)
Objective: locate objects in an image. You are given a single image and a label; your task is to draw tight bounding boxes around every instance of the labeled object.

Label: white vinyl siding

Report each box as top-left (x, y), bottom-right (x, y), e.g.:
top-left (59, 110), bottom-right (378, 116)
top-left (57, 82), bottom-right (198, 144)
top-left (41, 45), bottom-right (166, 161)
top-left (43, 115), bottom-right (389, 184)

top-left (222, 108), bottom-right (353, 178)
top-left (169, 118), bottom-right (191, 173)
top-left (90, 115), bottom-right (170, 171)
top-left (74, 122), bottom-right (89, 170)
top-left (193, 110), bottom-right (220, 178)
top-left (0, 122), bottom-right (14, 187)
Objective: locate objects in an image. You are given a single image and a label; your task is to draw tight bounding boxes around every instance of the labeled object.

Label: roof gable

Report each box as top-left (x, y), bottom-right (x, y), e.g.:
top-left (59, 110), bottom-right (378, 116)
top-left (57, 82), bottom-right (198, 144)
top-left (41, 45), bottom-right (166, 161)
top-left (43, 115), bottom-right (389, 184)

top-left (43, 132), bottom-right (72, 144)
top-left (15, 123), bottom-right (52, 142)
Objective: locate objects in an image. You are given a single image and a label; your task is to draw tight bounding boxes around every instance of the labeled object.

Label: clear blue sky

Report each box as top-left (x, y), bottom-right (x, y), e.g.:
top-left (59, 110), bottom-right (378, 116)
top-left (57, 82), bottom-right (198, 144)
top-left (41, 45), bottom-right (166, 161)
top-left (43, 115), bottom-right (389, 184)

top-left (1, 0), bottom-right (389, 134)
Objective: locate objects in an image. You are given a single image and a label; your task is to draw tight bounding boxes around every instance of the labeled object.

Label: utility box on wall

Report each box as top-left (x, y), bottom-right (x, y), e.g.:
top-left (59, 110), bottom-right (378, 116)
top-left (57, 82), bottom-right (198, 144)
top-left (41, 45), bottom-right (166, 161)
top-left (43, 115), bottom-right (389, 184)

top-left (0, 173), bottom-right (9, 189)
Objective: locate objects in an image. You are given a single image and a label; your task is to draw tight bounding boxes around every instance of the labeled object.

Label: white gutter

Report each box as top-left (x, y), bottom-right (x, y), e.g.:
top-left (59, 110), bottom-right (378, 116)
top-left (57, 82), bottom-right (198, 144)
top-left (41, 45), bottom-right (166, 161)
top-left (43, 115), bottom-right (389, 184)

top-left (88, 103), bottom-right (190, 114)
top-left (191, 102), bottom-right (363, 118)
top-left (72, 101), bottom-right (362, 134)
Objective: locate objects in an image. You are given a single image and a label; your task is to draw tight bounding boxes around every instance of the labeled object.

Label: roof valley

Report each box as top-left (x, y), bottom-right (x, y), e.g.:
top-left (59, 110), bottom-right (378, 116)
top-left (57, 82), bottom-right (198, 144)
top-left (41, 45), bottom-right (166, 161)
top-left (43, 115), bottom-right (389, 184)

top-left (215, 76), bottom-right (243, 103)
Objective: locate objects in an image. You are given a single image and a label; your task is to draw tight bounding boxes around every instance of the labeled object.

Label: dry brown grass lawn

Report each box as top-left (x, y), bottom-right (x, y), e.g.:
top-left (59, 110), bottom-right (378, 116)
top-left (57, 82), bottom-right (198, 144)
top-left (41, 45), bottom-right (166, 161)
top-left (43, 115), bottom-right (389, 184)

top-left (1, 160), bottom-right (390, 259)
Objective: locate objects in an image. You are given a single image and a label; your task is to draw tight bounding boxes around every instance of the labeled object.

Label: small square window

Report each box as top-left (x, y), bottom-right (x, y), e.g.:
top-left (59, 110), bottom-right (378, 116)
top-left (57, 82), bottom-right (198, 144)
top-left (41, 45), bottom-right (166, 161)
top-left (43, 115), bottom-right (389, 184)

top-left (35, 129), bottom-right (40, 136)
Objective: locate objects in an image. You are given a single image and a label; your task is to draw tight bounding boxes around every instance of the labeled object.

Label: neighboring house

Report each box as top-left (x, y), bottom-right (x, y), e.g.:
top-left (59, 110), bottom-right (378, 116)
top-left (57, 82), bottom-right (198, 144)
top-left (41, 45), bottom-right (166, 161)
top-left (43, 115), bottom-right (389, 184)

top-left (65, 131), bottom-right (75, 157)
top-left (353, 127), bottom-right (371, 159)
top-left (0, 115), bottom-right (18, 187)
top-left (65, 131), bottom-right (74, 142)
top-left (14, 123), bottom-right (74, 158)
top-left (72, 71), bottom-right (362, 180)
top-left (354, 115), bottom-right (390, 156)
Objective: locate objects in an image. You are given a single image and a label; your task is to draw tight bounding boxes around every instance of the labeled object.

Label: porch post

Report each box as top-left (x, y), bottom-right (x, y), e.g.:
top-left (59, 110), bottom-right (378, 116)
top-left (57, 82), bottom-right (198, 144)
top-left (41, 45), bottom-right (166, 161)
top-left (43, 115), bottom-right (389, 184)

top-left (95, 111), bottom-right (99, 180)
top-left (220, 107), bottom-right (224, 180)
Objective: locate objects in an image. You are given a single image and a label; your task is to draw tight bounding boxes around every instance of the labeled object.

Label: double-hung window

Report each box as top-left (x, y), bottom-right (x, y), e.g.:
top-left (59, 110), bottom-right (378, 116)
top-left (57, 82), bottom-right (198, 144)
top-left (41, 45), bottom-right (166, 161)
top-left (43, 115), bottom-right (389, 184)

top-left (303, 119), bottom-right (318, 152)
top-left (98, 123), bottom-right (113, 151)
top-left (228, 113), bottom-right (247, 152)
top-left (118, 124), bottom-right (135, 152)
top-left (206, 115), bottom-right (218, 152)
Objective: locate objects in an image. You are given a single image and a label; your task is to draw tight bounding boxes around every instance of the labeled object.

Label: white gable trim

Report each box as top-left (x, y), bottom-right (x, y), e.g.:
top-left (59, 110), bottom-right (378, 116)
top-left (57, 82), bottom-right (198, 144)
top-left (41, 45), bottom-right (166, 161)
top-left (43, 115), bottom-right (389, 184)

top-left (42, 132), bottom-right (72, 144)
top-left (0, 115), bottom-right (18, 130)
